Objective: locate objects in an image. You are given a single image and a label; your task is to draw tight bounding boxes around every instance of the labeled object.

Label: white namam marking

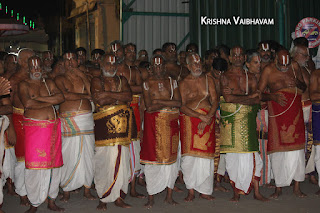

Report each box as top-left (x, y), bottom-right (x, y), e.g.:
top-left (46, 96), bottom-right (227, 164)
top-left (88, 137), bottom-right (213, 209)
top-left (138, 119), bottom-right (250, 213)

top-left (112, 44), bottom-right (118, 53)
top-left (94, 53), bottom-right (100, 60)
top-left (192, 54), bottom-right (200, 63)
top-left (13, 56), bottom-right (17, 63)
top-left (170, 45), bottom-right (176, 51)
top-left (143, 82), bottom-right (149, 90)
top-left (66, 53), bottom-right (73, 60)
top-left (281, 55), bottom-right (290, 66)
top-left (262, 43), bottom-right (269, 51)
top-left (154, 57), bottom-right (161, 65)
top-left (77, 51), bottom-right (83, 56)
top-left (108, 56), bottom-right (116, 65)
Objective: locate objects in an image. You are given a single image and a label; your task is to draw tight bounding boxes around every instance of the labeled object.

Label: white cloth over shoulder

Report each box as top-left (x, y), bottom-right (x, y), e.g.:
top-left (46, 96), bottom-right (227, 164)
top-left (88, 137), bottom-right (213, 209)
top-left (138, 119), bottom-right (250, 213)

top-left (225, 152), bottom-right (262, 194)
top-left (95, 145), bottom-right (130, 203)
top-left (270, 149), bottom-right (305, 187)
top-left (181, 156), bottom-right (214, 195)
top-left (0, 116), bottom-right (9, 204)
top-left (144, 162), bottom-right (178, 195)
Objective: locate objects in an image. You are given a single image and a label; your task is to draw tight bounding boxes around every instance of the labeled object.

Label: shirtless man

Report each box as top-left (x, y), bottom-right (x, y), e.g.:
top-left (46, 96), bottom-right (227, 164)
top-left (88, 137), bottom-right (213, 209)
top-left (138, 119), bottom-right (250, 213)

top-left (162, 43), bottom-right (188, 81)
top-left (258, 49), bottom-right (307, 198)
top-left (135, 50), bottom-right (148, 67)
top-left (42, 51), bottom-right (54, 77)
top-left (141, 55), bottom-right (181, 208)
top-left (119, 43), bottom-right (145, 198)
top-left (2, 54), bottom-right (18, 80)
top-left (258, 41), bottom-right (272, 71)
top-left (18, 56), bottom-right (64, 212)
top-left (9, 48), bottom-right (35, 206)
top-left (179, 53), bottom-right (218, 202)
top-left (55, 51), bottom-right (96, 202)
top-left (75, 47), bottom-right (87, 67)
top-left (186, 43), bottom-right (199, 54)
top-left (91, 53), bottom-right (133, 210)
top-left (220, 46), bottom-right (268, 202)
top-left (110, 40), bottom-right (125, 64)
top-left (310, 68), bottom-right (320, 195)
top-left (178, 51), bottom-right (187, 68)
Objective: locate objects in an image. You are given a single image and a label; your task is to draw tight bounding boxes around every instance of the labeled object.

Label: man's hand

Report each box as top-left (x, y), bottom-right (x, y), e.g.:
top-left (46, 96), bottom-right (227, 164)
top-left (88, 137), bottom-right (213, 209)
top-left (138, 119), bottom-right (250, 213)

top-left (273, 93), bottom-right (287, 106)
top-left (199, 115), bottom-right (211, 124)
top-left (0, 77), bottom-right (11, 96)
top-left (223, 87), bottom-right (233, 95)
top-left (197, 121), bottom-right (207, 135)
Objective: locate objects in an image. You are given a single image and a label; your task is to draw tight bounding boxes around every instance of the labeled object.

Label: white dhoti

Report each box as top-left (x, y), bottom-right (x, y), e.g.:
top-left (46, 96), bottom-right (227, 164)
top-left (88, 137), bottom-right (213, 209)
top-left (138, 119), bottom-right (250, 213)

top-left (60, 111), bottom-right (95, 191)
top-left (144, 162), bottom-right (178, 195)
top-left (225, 152), bottom-right (262, 194)
top-left (95, 145), bottom-right (130, 203)
top-left (217, 153), bottom-right (226, 176)
top-left (14, 161), bottom-right (27, 196)
top-left (314, 145), bottom-right (320, 187)
top-left (25, 168), bottom-right (61, 207)
top-left (181, 156), bottom-right (214, 195)
top-left (0, 116), bottom-right (9, 205)
top-left (303, 104), bottom-right (315, 174)
top-left (2, 147), bottom-right (16, 185)
top-left (270, 149), bottom-right (305, 187)
top-left (129, 140), bottom-right (141, 181)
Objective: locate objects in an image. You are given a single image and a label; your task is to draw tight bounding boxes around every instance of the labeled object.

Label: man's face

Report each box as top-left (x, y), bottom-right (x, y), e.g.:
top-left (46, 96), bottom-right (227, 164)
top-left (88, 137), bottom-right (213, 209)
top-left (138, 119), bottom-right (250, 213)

top-left (111, 43), bottom-right (124, 62)
top-left (19, 51), bottom-right (35, 68)
top-left (178, 51), bottom-right (186, 65)
top-left (294, 46), bottom-right (309, 67)
top-left (4, 55), bottom-right (17, 71)
top-left (138, 50), bottom-right (148, 62)
top-left (276, 51), bottom-right (291, 72)
top-left (125, 45), bottom-right (136, 62)
top-left (42, 52), bottom-right (54, 68)
top-left (92, 53), bottom-right (103, 65)
top-left (164, 45), bottom-right (177, 62)
top-left (229, 47), bottom-right (245, 67)
top-left (187, 54), bottom-right (202, 77)
top-left (63, 53), bottom-right (78, 69)
top-left (205, 53), bottom-right (218, 67)
top-left (258, 43), bottom-right (271, 63)
top-left (246, 55), bottom-right (261, 74)
top-left (28, 58), bottom-right (43, 80)
top-left (151, 57), bottom-right (165, 77)
top-left (187, 46), bottom-right (197, 53)
top-left (76, 50), bottom-right (86, 65)
top-left (101, 55), bottom-right (117, 77)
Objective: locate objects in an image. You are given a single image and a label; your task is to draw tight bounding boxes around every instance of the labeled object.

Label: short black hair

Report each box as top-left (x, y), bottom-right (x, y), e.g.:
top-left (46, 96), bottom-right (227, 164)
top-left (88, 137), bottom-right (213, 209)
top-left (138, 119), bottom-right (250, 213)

top-left (212, 58), bottom-right (228, 72)
top-left (293, 37), bottom-right (309, 47)
top-left (75, 47), bottom-right (87, 54)
top-left (91, 49), bottom-right (105, 56)
top-left (186, 43), bottom-right (199, 53)
top-left (162, 43), bottom-right (176, 52)
top-left (216, 44), bottom-right (230, 56)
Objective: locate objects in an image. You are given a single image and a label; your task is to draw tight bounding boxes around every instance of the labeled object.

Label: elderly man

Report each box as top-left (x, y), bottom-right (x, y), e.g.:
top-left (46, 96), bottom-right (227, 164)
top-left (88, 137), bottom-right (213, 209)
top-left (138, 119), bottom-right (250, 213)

top-left (258, 48), bottom-right (307, 198)
top-left (55, 51), bottom-right (95, 202)
top-left (257, 41), bottom-right (272, 71)
top-left (41, 51), bottom-right (54, 77)
top-left (2, 54), bottom-right (18, 80)
top-left (18, 56), bottom-right (65, 212)
top-left (140, 55), bottom-right (181, 208)
top-left (220, 46), bottom-right (268, 202)
top-left (91, 53), bottom-right (134, 210)
top-left (110, 40), bottom-right (125, 64)
top-left (9, 48), bottom-right (35, 206)
top-left (179, 53), bottom-right (218, 201)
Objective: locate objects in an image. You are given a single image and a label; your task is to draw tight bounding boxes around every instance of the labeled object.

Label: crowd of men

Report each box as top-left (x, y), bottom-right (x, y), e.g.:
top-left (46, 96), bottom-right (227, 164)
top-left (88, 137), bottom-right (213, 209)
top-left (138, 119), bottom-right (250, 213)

top-left (0, 36), bottom-right (319, 212)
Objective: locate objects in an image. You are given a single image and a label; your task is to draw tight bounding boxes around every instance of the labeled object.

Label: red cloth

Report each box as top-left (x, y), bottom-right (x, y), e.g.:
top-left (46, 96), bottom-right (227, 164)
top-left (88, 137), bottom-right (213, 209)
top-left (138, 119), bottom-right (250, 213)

top-left (12, 112), bottom-right (25, 162)
top-left (267, 88), bottom-right (305, 154)
top-left (180, 108), bottom-right (215, 159)
top-left (130, 96), bottom-right (141, 139)
top-left (140, 110), bottom-right (179, 165)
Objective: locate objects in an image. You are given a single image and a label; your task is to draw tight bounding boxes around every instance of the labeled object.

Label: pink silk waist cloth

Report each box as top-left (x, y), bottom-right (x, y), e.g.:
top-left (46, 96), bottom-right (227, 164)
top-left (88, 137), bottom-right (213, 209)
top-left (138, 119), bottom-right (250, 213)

top-left (23, 117), bottom-right (63, 169)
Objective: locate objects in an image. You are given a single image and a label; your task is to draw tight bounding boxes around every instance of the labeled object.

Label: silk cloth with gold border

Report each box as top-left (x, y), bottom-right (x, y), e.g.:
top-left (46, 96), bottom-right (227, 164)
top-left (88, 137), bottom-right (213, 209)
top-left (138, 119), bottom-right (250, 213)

top-left (94, 105), bottom-right (137, 147)
top-left (220, 99), bottom-right (260, 153)
top-left (24, 117), bottom-right (63, 169)
top-left (129, 95), bottom-right (141, 140)
top-left (12, 107), bottom-right (25, 162)
top-left (180, 108), bottom-right (215, 159)
top-left (312, 102), bottom-right (320, 146)
top-left (140, 109), bottom-right (179, 165)
top-left (267, 88), bottom-right (305, 154)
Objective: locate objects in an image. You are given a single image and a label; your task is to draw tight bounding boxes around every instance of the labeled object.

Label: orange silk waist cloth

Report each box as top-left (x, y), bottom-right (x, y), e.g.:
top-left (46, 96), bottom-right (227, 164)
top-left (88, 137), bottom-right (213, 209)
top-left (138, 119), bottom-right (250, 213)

top-left (180, 108), bottom-right (215, 159)
top-left (94, 105), bottom-right (136, 147)
top-left (130, 95), bottom-right (141, 139)
top-left (140, 109), bottom-right (180, 165)
top-left (267, 88), bottom-right (305, 154)
top-left (12, 108), bottom-right (25, 162)
top-left (24, 118), bottom-right (63, 169)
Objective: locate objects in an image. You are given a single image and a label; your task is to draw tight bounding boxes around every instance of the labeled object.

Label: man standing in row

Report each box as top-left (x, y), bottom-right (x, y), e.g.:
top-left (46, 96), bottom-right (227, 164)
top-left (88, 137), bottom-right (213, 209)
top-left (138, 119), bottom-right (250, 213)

top-left (179, 53), bottom-right (218, 201)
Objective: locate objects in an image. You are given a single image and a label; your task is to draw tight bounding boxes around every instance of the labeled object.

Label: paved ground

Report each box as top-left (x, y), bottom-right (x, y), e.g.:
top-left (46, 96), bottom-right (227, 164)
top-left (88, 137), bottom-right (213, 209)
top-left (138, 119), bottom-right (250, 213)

top-left (2, 179), bottom-right (320, 213)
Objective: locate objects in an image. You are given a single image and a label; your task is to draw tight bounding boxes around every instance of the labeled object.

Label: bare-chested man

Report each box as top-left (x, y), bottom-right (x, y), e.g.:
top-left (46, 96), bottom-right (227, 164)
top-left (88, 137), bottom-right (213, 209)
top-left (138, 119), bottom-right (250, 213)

top-left (162, 43), bottom-right (188, 81)
top-left (2, 54), bottom-right (18, 80)
top-left (291, 44), bottom-right (318, 185)
top-left (91, 53), bottom-right (133, 211)
top-left (42, 51), bottom-right (54, 77)
top-left (204, 49), bottom-right (220, 73)
top-left (9, 48), bottom-right (35, 206)
top-left (110, 40), bottom-right (125, 64)
top-left (179, 52), bottom-right (218, 202)
top-left (258, 41), bottom-right (272, 71)
top-left (309, 68), bottom-right (320, 195)
top-left (178, 51), bottom-right (187, 68)
top-left (258, 48), bottom-right (307, 198)
top-left (140, 55), bottom-right (181, 208)
top-left (220, 46), bottom-right (268, 202)
top-left (135, 50), bottom-right (148, 67)
top-left (18, 56), bottom-right (65, 213)
top-left (55, 51), bottom-right (96, 202)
